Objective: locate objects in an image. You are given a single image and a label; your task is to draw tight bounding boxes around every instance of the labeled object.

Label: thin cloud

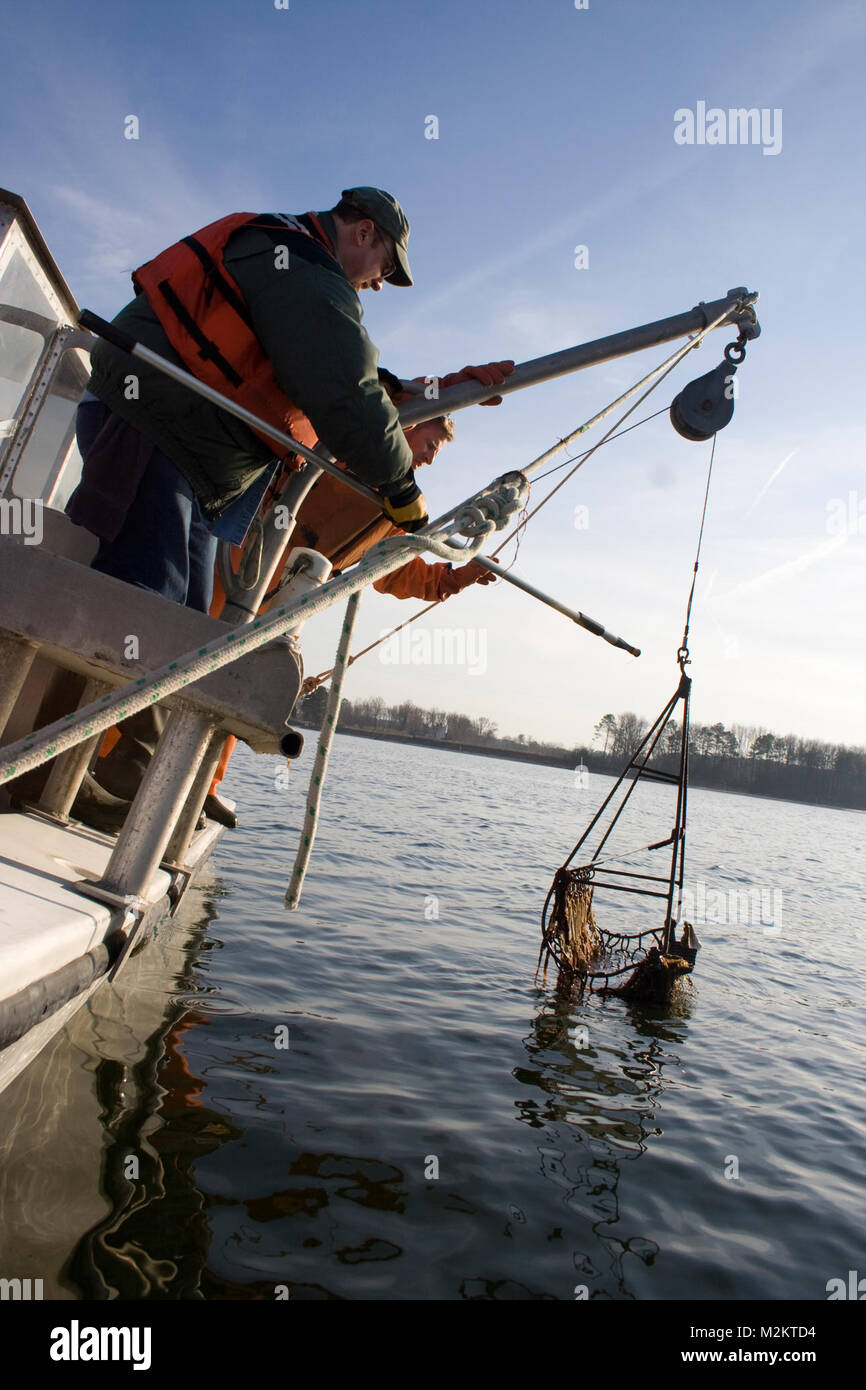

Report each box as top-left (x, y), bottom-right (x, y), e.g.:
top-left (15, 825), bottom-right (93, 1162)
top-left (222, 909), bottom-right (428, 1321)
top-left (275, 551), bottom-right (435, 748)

top-left (717, 535), bottom-right (847, 602)
top-left (745, 448), bottom-right (799, 517)
top-left (376, 149), bottom-right (699, 346)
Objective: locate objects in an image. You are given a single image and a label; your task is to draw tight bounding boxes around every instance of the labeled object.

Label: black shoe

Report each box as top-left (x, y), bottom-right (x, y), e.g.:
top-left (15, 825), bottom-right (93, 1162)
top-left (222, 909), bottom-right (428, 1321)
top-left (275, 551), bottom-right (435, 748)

top-left (70, 772), bottom-right (132, 834)
top-left (203, 792), bottom-right (238, 829)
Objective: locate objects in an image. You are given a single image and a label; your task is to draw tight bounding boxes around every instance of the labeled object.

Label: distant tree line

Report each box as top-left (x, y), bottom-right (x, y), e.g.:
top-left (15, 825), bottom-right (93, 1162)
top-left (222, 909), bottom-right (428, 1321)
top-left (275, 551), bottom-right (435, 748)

top-left (294, 689), bottom-right (865, 810)
top-left (588, 711), bottom-right (866, 808)
top-left (592, 710), bottom-right (864, 770)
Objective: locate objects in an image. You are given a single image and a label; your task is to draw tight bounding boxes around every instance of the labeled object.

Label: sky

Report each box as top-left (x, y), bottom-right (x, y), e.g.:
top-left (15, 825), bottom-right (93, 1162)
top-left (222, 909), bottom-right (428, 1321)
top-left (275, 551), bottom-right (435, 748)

top-left (2, 0), bottom-right (864, 749)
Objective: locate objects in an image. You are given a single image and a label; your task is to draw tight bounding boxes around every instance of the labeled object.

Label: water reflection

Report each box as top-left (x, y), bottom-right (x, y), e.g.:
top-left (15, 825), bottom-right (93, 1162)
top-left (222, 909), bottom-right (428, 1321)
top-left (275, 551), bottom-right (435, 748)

top-left (512, 980), bottom-right (694, 1298)
top-left (64, 947), bottom-right (698, 1300)
top-left (65, 1007), bottom-right (241, 1299)
top-left (0, 880), bottom-right (230, 1298)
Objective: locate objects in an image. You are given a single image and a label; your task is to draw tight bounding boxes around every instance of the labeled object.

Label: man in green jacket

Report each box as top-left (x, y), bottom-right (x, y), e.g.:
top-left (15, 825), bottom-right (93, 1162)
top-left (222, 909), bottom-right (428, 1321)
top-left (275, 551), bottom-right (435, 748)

top-left (68, 187), bottom-right (433, 611)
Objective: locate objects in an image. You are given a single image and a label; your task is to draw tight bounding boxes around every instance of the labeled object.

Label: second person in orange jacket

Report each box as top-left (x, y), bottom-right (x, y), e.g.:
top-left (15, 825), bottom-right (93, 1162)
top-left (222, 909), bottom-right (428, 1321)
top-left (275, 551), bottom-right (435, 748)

top-left (206, 363), bottom-right (513, 820)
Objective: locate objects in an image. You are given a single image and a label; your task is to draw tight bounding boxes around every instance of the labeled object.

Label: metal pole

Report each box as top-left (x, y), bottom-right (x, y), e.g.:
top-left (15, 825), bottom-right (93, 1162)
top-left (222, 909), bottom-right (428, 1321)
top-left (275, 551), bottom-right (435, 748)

top-left (422, 299), bottom-right (744, 540)
top-left (663, 674), bottom-right (692, 953)
top-left (0, 528), bottom-right (503, 785)
top-left (0, 507), bottom-right (640, 788)
top-left (77, 311), bottom-right (384, 510)
top-left (205, 462), bottom-right (327, 836)
top-left (0, 634), bottom-right (39, 740)
top-left (38, 677), bottom-right (112, 818)
top-left (163, 728), bottom-right (225, 868)
top-left (99, 704), bottom-right (215, 898)
top-left (217, 460), bottom-right (324, 620)
top-left (559, 687), bottom-right (680, 869)
top-left (78, 286), bottom-right (758, 519)
top-left (469, 555), bottom-right (640, 657)
top-left (398, 288), bottom-right (759, 427)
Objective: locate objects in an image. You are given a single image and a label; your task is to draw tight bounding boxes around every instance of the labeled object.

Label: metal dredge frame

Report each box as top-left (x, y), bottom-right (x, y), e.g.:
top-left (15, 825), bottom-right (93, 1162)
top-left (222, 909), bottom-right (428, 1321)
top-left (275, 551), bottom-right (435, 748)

top-left (539, 663), bottom-right (693, 988)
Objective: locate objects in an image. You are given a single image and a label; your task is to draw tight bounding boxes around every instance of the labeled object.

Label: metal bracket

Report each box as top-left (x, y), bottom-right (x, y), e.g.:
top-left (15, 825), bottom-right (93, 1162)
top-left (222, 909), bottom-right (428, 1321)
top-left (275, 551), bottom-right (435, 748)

top-left (70, 879), bottom-right (147, 913)
top-left (69, 882), bottom-right (150, 980)
top-left (106, 915), bottom-right (149, 981)
top-left (12, 799), bottom-right (71, 828)
top-left (724, 287), bottom-right (761, 340)
top-left (161, 864), bottom-right (193, 908)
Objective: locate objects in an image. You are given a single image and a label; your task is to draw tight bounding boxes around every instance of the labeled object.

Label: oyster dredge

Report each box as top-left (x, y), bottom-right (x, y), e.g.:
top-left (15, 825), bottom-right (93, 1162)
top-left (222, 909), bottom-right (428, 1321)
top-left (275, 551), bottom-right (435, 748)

top-left (0, 187), bottom-right (760, 1092)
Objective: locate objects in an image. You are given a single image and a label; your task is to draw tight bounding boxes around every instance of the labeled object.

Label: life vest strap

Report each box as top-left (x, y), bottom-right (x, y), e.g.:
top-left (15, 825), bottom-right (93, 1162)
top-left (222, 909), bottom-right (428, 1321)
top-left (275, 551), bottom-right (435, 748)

top-left (181, 235), bottom-right (256, 331)
top-left (155, 278), bottom-right (243, 388)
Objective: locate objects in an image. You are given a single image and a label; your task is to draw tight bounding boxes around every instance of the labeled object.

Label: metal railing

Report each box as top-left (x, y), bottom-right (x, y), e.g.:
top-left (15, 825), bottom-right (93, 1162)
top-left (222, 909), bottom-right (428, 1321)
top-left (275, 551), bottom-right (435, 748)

top-left (0, 490), bottom-right (524, 786)
top-left (0, 479), bottom-right (528, 904)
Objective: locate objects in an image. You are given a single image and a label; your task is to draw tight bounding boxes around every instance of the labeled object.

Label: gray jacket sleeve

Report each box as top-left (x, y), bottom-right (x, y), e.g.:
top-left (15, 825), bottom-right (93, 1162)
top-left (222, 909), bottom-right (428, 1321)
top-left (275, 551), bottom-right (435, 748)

top-left (225, 229), bottom-right (414, 492)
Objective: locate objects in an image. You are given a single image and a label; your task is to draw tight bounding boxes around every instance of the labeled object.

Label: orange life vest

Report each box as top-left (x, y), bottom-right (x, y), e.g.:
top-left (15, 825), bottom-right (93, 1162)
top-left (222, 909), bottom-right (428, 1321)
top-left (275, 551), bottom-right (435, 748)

top-left (292, 469), bottom-right (394, 570)
top-left (132, 211), bottom-right (335, 458)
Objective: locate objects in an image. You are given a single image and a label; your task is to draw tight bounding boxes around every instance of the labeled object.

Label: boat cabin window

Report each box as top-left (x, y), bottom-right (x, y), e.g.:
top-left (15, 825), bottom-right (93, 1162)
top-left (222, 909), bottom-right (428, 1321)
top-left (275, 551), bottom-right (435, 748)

top-left (10, 345), bottom-right (88, 507)
top-left (0, 228), bottom-right (89, 506)
top-left (0, 244), bottom-right (58, 319)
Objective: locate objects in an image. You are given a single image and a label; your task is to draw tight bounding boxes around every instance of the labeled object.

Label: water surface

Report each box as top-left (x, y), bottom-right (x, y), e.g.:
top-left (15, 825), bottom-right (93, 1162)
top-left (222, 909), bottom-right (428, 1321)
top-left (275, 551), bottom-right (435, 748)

top-left (1, 734), bottom-right (863, 1301)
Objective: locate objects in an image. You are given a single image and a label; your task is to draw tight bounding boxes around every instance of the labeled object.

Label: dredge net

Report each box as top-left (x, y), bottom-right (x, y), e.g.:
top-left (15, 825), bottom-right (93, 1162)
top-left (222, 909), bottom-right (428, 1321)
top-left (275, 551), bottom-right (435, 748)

top-left (538, 866), bottom-right (673, 995)
top-left (537, 672), bottom-right (699, 1004)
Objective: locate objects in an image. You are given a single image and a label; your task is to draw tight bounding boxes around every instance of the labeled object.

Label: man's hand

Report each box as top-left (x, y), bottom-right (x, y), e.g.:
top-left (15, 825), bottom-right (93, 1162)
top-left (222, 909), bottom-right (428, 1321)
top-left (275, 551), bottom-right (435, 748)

top-left (438, 361), bottom-right (515, 405)
top-left (382, 475), bottom-right (428, 533)
top-left (464, 557), bottom-right (499, 585)
top-left (448, 557), bottom-right (499, 593)
top-left (377, 366), bottom-right (405, 402)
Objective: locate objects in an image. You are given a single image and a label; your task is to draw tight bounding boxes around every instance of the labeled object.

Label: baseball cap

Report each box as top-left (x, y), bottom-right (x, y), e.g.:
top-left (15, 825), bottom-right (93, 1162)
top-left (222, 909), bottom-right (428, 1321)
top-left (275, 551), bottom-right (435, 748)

top-left (341, 186), bottom-right (412, 287)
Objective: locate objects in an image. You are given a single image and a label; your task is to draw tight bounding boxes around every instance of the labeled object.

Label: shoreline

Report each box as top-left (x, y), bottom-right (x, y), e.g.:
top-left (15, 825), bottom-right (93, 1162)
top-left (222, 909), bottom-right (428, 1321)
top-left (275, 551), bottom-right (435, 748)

top-left (292, 721), bottom-right (862, 814)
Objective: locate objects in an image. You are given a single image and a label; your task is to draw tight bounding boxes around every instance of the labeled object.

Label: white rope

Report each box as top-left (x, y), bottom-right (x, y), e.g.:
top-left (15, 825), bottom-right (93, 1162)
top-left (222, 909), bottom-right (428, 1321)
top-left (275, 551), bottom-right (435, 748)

top-left (0, 528), bottom-right (493, 786)
top-left (285, 592), bottom-right (361, 911)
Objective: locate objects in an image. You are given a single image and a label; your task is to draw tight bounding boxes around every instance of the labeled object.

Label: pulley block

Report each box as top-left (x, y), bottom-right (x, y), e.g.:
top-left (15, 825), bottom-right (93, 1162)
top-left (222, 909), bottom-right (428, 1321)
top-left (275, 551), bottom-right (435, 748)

top-left (670, 339), bottom-right (746, 442)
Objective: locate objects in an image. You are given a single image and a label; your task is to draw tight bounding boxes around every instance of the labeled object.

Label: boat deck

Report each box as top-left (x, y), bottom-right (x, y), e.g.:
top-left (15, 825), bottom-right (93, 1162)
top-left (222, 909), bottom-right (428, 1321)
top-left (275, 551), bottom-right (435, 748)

top-left (0, 812), bottom-right (171, 998)
top-left (0, 809), bottom-right (223, 1093)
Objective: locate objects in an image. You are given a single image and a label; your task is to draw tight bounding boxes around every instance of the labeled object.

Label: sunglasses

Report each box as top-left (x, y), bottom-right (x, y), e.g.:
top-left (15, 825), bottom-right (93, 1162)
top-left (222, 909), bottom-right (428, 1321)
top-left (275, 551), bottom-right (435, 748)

top-left (375, 230), bottom-right (397, 280)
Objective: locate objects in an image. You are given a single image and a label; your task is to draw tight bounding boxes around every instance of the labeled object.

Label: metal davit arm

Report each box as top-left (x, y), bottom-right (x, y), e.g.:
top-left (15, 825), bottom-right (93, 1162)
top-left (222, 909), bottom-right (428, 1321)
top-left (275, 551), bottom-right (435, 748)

top-left (395, 287), bottom-right (759, 427)
top-left (78, 285), bottom-right (760, 521)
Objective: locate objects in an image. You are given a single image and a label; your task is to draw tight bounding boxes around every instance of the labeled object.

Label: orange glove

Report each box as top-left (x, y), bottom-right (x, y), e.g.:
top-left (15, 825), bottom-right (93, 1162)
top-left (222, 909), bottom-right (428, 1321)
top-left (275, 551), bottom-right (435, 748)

top-left (439, 558), bottom-right (499, 596)
top-left (463, 558), bottom-right (499, 585)
top-left (438, 361), bottom-right (515, 405)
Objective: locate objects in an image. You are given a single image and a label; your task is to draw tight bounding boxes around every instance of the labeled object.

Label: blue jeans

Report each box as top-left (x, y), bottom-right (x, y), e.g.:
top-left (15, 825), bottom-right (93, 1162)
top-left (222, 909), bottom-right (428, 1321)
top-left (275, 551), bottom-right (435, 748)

top-left (75, 399), bottom-right (218, 613)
